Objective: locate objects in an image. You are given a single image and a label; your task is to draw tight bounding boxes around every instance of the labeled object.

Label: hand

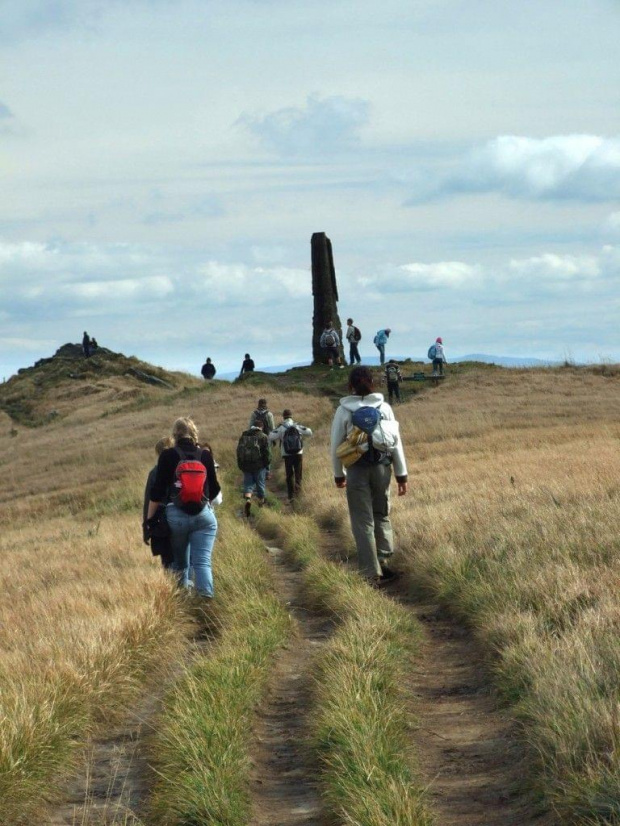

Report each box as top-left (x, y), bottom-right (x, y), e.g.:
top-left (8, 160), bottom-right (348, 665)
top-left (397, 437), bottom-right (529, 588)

top-left (335, 477), bottom-right (347, 489)
top-left (397, 482), bottom-right (408, 496)
top-left (142, 522), bottom-right (151, 545)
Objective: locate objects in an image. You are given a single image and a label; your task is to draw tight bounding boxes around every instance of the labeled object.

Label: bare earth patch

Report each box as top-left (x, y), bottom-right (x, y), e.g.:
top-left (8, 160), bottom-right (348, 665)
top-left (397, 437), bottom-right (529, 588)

top-left (249, 542), bottom-right (333, 826)
top-left (402, 596), bottom-right (556, 826)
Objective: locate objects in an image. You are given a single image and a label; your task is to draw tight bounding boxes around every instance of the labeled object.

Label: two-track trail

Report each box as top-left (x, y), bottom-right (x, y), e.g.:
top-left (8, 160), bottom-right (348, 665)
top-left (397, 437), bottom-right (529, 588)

top-left (319, 529), bottom-right (556, 826)
top-left (248, 538), bottom-right (333, 826)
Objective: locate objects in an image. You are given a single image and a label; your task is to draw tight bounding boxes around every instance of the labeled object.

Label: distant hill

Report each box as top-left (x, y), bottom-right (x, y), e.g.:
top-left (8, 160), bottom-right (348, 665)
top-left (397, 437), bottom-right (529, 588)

top-left (0, 343), bottom-right (204, 427)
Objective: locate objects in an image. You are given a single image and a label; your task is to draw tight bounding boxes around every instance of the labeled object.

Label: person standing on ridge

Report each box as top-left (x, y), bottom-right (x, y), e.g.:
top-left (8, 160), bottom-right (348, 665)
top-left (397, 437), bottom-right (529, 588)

top-left (373, 328), bottom-right (391, 365)
top-left (269, 409), bottom-right (313, 503)
top-left (429, 337), bottom-right (447, 375)
top-left (320, 321), bottom-right (344, 369)
top-left (239, 353), bottom-right (255, 378)
top-left (384, 359), bottom-right (403, 404)
top-left (82, 331), bottom-right (91, 358)
top-left (345, 318), bottom-right (362, 366)
top-left (237, 420), bottom-right (271, 517)
top-left (330, 366), bottom-right (408, 586)
top-left (201, 357), bottom-right (216, 380)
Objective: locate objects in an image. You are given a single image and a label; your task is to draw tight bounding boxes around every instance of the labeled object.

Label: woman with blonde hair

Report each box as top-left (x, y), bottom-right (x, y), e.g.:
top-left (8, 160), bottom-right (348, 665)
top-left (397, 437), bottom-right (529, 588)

top-left (146, 417), bottom-right (220, 598)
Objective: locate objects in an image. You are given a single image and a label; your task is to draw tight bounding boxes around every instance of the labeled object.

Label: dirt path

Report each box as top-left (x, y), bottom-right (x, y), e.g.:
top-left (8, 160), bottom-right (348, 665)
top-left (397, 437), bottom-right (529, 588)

top-left (45, 639), bottom-right (208, 826)
top-left (391, 584), bottom-right (556, 826)
top-left (318, 530), bottom-right (555, 826)
top-left (248, 539), bottom-right (333, 826)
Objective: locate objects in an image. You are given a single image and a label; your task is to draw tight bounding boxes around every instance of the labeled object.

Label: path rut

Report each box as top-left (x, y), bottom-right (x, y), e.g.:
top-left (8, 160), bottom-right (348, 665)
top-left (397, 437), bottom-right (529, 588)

top-left (248, 541), bottom-right (332, 826)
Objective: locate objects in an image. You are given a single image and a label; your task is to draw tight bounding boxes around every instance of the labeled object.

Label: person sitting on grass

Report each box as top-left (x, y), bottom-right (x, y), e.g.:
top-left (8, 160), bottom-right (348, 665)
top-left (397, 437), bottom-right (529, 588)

top-left (236, 420), bottom-right (271, 518)
top-left (269, 409), bottom-right (313, 503)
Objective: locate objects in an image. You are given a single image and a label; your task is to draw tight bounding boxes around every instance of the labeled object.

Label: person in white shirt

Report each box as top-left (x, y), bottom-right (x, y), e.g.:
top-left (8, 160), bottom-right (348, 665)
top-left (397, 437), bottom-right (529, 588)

top-left (345, 318), bottom-right (362, 365)
top-left (431, 337), bottom-right (447, 375)
top-left (330, 367), bottom-right (407, 585)
top-left (269, 409), bottom-right (313, 502)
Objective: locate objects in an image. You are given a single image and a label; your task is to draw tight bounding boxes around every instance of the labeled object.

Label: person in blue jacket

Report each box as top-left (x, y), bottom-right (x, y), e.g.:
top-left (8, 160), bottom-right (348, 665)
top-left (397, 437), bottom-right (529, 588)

top-left (373, 328), bottom-right (391, 365)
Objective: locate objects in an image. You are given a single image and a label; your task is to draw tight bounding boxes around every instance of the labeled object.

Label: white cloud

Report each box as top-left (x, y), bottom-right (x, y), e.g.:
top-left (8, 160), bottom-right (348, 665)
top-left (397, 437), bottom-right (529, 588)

top-left (604, 212), bottom-right (620, 235)
top-left (509, 253), bottom-right (601, 281)
top-left (409, 135), bottom-right (620, 203)
top-left (239, 94), bottom-right (371, 156)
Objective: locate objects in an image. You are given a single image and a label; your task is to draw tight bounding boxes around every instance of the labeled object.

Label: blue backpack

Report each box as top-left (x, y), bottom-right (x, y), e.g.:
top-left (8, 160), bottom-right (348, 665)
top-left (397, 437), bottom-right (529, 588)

top-left (351, 406), bottom-right (381, 464)
top-left (428, 344), bottom-right (437, 360)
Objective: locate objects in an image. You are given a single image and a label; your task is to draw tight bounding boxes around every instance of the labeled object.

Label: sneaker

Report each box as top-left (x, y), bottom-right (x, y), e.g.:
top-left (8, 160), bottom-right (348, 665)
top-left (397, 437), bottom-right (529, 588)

top-left (244, 500), bottom-right (251, 518)
top-left (339, 364), bottom-right (345, 369)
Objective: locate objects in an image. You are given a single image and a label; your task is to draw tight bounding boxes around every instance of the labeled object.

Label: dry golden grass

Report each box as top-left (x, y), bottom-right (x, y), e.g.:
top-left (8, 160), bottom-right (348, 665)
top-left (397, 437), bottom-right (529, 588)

top-left (0, 374), bottom-right (328, 823)
top-left (302, 365), bottom-right (620, 821)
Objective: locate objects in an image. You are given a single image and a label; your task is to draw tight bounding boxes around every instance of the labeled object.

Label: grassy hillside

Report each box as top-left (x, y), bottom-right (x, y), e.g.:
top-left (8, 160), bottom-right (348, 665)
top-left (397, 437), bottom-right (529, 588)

top-left (2, 352), bottom-right (620, 823)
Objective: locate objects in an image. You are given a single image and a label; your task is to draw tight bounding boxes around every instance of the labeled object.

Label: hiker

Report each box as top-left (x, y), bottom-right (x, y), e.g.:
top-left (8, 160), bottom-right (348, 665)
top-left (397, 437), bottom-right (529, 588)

top-left (237, 420), bottom-right (271, 517)
top-left (201, 357), bottom-right (216, 380)
top-left (384, 359), bottom-right (403, 404)
top-left (91, 337), bottom-right (98, 351)
top-left (146, 417), bottom-right (221, 598)
top-left (82, 331), bottom-right (91, 358)
top-left (142, 435), bottom-right (175, 569)
top-left (373, 328), bottom-right (391, 365)
top-left (239, 353), bottom-right (255, 378)
top-left (269, 409), bottom-right (313, 502)
top-left (250, 398), bottom-right (275, 478)
top-left (345, 318), bottom-right (362, 366)
top-left (319, 321), bottom-right (344, 369)
top-left (429, 337), bottom-right (447, 375)
top-left (330, 366), bottom-right (408, 586)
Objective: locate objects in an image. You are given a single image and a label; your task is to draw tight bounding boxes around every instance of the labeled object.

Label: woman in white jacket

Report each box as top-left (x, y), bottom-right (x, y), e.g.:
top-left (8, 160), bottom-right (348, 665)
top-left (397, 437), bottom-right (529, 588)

top-left (330, 366), bottom-right (408, 584)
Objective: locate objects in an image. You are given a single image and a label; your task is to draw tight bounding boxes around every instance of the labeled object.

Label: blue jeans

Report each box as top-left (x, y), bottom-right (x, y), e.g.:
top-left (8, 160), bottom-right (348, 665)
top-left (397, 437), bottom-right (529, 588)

top-left (377, 343), bottom-right (385, 365)
top-left (243, 468), bottom-right (267, 500)
top-left (166, 503), bottom-right (218, 597)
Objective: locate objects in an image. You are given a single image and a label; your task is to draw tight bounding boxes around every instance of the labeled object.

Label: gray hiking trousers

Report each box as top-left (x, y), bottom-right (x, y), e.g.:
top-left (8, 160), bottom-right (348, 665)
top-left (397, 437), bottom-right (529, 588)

top-left (345, 461), bottom-right (394, 579)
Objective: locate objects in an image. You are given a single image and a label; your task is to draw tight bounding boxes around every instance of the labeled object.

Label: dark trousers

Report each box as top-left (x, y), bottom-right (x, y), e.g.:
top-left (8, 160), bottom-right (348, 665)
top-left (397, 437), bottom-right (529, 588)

top-left (349, 342), bottom-right (361, 365)
top-left (432, 358), bottom-right (444, 375)
top-left (151, 536), bottom-right (174, 569)
top-left (387, 380), bottom-right (400, 403)
top-left (284, 454), bottom-right (303, 499)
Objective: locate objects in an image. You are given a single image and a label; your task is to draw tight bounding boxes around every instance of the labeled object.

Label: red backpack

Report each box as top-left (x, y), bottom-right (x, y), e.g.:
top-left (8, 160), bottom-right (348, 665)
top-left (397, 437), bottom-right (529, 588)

top-left (172, 446), bottom-right (208, 512)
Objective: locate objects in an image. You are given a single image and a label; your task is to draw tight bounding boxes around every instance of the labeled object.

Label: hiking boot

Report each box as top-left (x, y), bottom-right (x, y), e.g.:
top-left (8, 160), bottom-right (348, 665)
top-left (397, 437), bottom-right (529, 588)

top-left (379, 566), bottom-right (400, 582)
top-left (244, 500), bottom-right (251, 518)
top-left (257, 498), bottom-right (265, 508)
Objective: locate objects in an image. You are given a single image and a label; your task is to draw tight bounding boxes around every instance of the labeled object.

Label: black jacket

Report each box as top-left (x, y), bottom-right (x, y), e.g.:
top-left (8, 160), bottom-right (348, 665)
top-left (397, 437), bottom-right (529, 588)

top-left (150, 438), bottom-right (221, 505)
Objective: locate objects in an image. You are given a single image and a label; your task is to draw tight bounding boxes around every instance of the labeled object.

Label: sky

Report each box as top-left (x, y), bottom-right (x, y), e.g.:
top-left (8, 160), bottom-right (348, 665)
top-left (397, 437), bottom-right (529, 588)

top-left (2, 0), bottom-right (620, 379)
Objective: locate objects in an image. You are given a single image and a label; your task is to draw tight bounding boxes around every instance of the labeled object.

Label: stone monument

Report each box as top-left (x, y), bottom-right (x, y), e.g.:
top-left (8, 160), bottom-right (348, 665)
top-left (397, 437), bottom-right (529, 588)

top-left (311, 232), bottom-right (344, 364)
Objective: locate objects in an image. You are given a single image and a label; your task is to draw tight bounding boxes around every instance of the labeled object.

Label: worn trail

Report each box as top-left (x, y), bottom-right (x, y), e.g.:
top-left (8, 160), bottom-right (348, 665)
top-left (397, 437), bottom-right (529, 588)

top-left (249, 537), bottom-right (332, 826)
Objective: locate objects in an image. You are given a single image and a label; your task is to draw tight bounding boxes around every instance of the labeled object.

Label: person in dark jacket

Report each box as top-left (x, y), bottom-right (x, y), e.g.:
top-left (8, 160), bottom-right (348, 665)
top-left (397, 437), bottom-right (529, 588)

top-left (82, 331), bottom-right (91, 358)
top-left (201, 357), bottom-right (216, 380)
top-left (143, 435), bottom-right (175, 568)
top-left (239, 353), bottom-right (255, 378)
top-left (146, 417), bottom-right (221, 598)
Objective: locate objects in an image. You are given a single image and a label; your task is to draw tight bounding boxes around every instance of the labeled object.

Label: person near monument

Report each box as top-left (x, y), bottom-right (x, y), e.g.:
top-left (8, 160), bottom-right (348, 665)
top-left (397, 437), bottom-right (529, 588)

top-left (345, 318), bottom-right (362, 366)
top-left (82, 331), bottom-right (92, 358)
top-left (373, 328), bottom-right (391, 365)
top-left (269, 409), bottom-right (313, 502)
top-left (239, 353), bottom-right (255, 378)
top-left (320, 321), bottom-right (344, 369)
top-left (429, 337), bottom-right (447, 375)
top-left (330, 366), bottom-right (408, 586)
top-left (384, 359), bottom-right (403, 404)
top-left (201, 357), bottom-right (216, 380)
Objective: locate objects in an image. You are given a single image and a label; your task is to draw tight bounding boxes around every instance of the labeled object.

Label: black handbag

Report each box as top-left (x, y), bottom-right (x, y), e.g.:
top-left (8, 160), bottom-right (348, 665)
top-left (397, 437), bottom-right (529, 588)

top-left (147, 505), bottom-right (170, 539)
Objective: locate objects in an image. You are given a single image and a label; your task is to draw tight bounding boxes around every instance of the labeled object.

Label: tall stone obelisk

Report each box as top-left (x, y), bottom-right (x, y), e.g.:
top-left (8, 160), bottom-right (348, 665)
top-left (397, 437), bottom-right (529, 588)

top-left (311, 232), bottom-right (344, 364)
